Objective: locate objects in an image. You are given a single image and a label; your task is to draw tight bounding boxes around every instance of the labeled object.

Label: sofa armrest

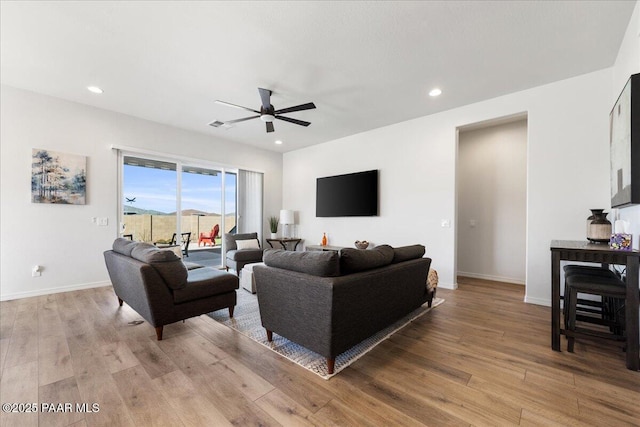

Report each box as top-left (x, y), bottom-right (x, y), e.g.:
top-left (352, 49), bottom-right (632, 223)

top-left (254, 265), bottom-right (335, 357)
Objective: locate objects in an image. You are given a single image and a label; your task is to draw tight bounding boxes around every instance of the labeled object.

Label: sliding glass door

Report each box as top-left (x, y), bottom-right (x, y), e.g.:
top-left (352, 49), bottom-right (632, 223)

top-left (122, 156), bottom-right (177, 244)
top-left (120, 154), bottom-right (239, 268)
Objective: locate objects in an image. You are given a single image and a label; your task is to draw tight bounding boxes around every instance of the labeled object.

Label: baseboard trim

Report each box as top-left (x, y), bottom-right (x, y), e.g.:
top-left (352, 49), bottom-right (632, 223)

top-left (524, 295), bottom-right (550, 307)
top-left (0, 280), bottom-right (111, 301)
top-left (438, 282), bottom-right (458, 290)
top-left (457, 271), bottom-right (525, 285)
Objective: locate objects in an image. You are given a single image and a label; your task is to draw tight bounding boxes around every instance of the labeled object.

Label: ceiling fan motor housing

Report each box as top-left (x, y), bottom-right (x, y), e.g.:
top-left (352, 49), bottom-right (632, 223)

top-left (260, 105), bottom-right (275, 122)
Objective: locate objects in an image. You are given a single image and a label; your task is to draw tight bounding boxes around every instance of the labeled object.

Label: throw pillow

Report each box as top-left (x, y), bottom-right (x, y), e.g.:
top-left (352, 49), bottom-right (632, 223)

top-left (263, 249), bottom-right (340, 277)
top-left (392, 244), bottom-right (426, 263)
top-left (112, 237), bottom-right (137, 257)
top-left (340, 244), bottom-right (394, 274)
top-left (236, 239), bottom-right (260, 250)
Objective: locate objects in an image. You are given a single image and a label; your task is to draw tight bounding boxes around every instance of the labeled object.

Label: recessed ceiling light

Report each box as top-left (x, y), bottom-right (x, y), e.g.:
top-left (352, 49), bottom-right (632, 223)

top-left (429, 88), bottom-right (442, 97)
top-left (87, 86), bottom-right (103, 94)
top-left (275, 140), bottom-right (283, 145)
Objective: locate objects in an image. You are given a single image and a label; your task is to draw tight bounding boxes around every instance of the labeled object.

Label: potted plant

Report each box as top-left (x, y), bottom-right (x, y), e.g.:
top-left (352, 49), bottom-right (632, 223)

top-left (268, 216), bottom-right (279, 238)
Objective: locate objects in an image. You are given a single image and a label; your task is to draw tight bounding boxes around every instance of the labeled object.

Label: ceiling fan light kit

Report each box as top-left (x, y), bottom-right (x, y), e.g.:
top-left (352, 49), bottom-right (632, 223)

top-left (213, 88), bottom-right (316, 133)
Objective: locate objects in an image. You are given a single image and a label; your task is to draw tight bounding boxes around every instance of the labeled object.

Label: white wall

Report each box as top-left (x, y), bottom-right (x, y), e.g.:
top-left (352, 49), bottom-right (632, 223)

top-left (283, 68), bottom-right (612, 305)
top-left (457, 119), bottom-right (527, 284)
top-left (612, 1), bottom-right (640, 245)
top-left (0, 85), bottom-right (283, 300)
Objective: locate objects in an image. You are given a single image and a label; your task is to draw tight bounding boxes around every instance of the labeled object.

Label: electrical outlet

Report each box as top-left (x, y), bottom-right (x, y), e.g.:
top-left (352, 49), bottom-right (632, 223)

top-left (32, 265), bottom-right (42, 277)
top-left (470, 219), bottom-right (477, 227)
top-left (97, 217), bottom-right (108, 226)
top-left (441, 219), bottom-right (451, 228)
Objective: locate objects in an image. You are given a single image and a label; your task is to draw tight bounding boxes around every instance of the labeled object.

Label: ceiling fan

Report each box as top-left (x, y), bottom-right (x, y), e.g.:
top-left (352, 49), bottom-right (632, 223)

top-left (209, 88), bottom-right (316, 133)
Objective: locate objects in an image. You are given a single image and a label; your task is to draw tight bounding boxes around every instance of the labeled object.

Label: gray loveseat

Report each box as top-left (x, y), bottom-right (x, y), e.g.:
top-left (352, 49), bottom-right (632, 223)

top-left (254, 244), bottom-right (432, 374)
top-left (104, 238), bottom-right (239, 340)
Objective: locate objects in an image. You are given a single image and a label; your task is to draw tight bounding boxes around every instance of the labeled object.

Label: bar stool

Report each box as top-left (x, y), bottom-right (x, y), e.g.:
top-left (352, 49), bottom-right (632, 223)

top-left (565, 273), bottom-right (626, 352)
top-left (562, 265), bottom-right (620, 328)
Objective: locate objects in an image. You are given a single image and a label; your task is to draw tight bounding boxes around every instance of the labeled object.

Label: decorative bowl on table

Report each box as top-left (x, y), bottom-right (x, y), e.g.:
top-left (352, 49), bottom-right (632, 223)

top-left (355, 240), bottom-right (369, 249)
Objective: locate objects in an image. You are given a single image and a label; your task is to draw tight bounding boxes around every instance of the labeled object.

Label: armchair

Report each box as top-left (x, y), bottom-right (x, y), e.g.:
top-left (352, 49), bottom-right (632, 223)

top-left (104, 238), bottom-right (238, 340)
top-left (199, 224), bottom-right (220, 247)
top-left (224, 232), bottom-right (264, 275)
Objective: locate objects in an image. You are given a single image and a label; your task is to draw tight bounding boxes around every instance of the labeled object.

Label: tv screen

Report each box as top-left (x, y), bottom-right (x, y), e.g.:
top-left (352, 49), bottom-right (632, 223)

top-left (316, 170), bottom-right (378, 217)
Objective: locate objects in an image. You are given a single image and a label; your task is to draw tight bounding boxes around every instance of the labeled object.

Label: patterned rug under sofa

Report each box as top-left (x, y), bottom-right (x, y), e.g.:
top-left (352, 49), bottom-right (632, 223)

top-left (207, 289), bottom-right (444, 379)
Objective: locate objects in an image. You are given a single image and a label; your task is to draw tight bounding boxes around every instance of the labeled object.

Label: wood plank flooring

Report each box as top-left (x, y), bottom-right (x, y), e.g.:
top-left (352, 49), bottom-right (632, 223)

top-left (1, 277), bottom-right (639, 426)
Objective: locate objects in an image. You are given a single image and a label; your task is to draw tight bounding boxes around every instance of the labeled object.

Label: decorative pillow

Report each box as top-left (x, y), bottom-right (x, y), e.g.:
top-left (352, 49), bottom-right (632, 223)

top-left (263, 249), bottom-right (340, 277)
top-left (112, 237), bottom-right (137, 257)
top-left (236, 239), bottom-right (260, 250)
top-left (427, 268), bottom-right (439, 290)
top-left (340, 244), bottom-right (394, 274)
top-left (392, 244), bottom-right (426, 264)
top-left (131, 243), bottom-right (188, 290)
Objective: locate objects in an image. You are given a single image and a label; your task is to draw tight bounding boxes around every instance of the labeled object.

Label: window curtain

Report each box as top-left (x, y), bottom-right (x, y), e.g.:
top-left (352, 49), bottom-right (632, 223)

top-left (237, 170), bottom-right (263, 239)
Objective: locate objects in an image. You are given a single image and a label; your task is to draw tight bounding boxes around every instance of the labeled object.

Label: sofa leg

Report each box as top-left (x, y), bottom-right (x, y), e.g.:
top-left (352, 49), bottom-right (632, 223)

top-left (117, 297), bottom-right (123, 307)
top-left (226, 266), bottom-right (229, 272)
top-left (229, 306), bottom-right (235, 318)
top-left (155, 326), bottom-right (163, 341)
top-left (266, 329), bottom-right (273, 342)
top-left (327, 358), bottom-right (335, 375)
top-left (427, 288), bottom-right (436, 308)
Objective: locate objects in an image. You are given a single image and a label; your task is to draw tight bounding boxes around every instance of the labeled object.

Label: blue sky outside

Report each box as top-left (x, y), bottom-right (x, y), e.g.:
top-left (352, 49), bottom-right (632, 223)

top-left (123, 164), bottom-right (236, 214)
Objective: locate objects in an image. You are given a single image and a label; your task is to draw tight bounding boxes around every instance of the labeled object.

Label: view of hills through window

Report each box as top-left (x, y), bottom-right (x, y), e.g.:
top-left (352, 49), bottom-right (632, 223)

top-left (123, 157), bottom-right (236, 216)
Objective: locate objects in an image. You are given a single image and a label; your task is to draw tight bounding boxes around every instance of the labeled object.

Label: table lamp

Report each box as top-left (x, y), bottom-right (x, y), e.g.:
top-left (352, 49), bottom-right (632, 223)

top-left (279, 210), bottom-right (295, 238)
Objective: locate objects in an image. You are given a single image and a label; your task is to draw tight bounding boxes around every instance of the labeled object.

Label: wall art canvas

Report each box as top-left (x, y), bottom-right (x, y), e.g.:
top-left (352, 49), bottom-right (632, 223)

top-left (31, 148), bottom-right (86, 204)
top-left (610, 73), bottom-right (640, 208)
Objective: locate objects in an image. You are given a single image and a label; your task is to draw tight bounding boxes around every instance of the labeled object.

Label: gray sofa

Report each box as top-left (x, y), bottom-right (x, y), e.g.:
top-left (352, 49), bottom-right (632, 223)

top-left (104, 238), bottom-right (238, 340)
top-left (254, 244), bottom-right (432, 374)
top-left (224, 232), bottom-right (264, 275)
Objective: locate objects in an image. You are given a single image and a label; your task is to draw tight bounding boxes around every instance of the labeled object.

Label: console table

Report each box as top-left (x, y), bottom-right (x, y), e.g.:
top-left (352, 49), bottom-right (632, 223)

top-left (550, 240), bottom-right (639, 370)
top-left (266, 238), bottom-right (302, 251)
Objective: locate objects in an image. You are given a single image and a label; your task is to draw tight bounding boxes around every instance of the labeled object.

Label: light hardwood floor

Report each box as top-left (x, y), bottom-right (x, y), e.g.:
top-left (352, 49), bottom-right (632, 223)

top-left (1, 277), bottom-right (639, 426)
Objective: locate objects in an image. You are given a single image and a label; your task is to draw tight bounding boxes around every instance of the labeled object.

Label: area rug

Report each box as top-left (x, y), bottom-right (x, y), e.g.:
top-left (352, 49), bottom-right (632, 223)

top-left (207, 290), bottom-right (444, 379)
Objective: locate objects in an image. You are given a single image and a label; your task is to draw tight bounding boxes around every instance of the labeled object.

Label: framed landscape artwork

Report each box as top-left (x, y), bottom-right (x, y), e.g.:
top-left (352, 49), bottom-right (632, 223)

top-left (610, 73), bottom-right (640, 208)
top-left (31, 148), bottom-right (87, 204)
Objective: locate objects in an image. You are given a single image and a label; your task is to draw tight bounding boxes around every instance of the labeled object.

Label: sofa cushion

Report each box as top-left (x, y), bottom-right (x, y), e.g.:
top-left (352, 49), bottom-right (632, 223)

top-left (224, 232), bottom-right (259, 251)
top-left (112, 237), bottom-right (137, 257)
top-left (174, 268), bottom-right (239, 304)
top-left (236, 238), bottom-right (260, 250)
top-left (263, 249), bottom-right (340, 277)
top-left (226, 248), bottom-right (264, 262)
top-left (131, 243), bottom-right (188, 290)
top-left (392, 244), bottom-right (426, 264)
top-left (340, 245), bottom-right (394, 274)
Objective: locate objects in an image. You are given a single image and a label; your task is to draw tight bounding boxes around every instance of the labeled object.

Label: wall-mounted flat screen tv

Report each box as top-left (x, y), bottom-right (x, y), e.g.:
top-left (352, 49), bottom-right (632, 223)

top-left (316, 170), bottom-right (378, 217)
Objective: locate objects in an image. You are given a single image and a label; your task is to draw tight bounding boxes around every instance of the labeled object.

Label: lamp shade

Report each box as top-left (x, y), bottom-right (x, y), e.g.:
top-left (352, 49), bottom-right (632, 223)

top-left (279, 209), bottom-right (295, 224)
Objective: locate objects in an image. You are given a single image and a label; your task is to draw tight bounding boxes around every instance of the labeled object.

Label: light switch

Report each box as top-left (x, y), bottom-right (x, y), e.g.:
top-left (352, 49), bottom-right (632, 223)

top-left (441, 219), bottom-right (451, 228)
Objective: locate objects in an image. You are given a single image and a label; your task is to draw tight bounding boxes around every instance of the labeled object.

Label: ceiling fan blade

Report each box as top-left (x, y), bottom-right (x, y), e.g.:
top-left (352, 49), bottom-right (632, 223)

top-left (225, 115), bottom-right (260, 124)
top-left (258, 88), bottom-right (272, 110)
top-left (266, 122), bottom-right (275, 133)
top-left (215, 100), bottom-right (260, 114)
top-left (275, 115), bottom-right (311, 127)
top-left (274, 102), bottom-right (316, 115)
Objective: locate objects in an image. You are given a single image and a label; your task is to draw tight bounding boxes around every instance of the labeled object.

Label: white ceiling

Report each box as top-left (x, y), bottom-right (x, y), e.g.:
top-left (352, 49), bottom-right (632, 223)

top-left (1, 1), bottom-right (635, 153)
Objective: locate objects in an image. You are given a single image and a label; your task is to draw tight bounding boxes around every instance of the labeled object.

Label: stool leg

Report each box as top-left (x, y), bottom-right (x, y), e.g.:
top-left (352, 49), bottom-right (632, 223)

top-left (567, 288), bottom-right (577, 353)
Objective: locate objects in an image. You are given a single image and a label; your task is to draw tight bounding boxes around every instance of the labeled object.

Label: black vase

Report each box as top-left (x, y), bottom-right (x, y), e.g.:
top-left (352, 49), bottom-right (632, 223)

top-left (586, 209), bottom-right (612, 243)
